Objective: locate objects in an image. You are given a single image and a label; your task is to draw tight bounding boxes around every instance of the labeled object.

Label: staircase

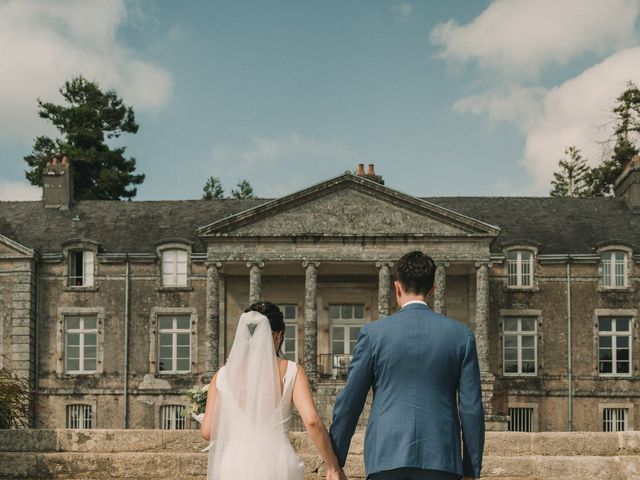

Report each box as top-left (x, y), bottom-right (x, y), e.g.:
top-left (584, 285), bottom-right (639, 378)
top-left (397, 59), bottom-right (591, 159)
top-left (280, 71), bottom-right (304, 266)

top-left (1, 429), bottom-right (639, 479)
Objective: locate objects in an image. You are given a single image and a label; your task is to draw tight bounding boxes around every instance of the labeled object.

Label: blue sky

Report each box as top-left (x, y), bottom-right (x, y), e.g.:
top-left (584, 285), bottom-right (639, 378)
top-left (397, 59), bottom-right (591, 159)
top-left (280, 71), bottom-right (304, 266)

top-left (1, 0), bottom-right (639, 200)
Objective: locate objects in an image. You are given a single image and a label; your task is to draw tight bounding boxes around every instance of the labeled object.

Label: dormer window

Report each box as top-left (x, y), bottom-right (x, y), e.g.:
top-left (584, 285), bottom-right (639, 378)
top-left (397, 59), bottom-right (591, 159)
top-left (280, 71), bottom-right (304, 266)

top-left (69, 250), bottom-right (95, 287)
top-left (162, 249), bottom-right (188, 287)
top-left (506, 250), bottom-right (534, 288)
top-left (601, 251), bottom-right (628, 288)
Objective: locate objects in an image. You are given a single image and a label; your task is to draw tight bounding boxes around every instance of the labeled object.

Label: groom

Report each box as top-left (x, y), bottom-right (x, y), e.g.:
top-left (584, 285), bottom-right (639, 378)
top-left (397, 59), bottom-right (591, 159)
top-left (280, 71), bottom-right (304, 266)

top-left (329, 251), bottom-right (485, 480)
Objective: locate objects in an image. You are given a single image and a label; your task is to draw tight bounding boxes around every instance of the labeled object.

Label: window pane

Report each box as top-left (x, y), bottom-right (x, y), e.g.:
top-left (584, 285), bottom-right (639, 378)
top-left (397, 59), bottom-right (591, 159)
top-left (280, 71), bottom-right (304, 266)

top-left (599, 348), bottom-right (612, 361)
top-left (329, 305), bottom-right (340, 320)
top-left (350, 327), bottom-right (361, 339)
top-left (521, 348), bottom-right (535, 361)
top-left (66, 358), bottom-right (80, 371)
top-left (284, 305), bottom-right (296, 320)
top-left (599, 336), bottom-right (612, 348)
top-left (176, 274), bottom-right (187, 286)
top-left (341, 305), bottom-right (352, 319)
top-left (66, 346), bottom-right (80, 360)
top-left (504, 361), bottom-right (518, 373)
top-left (599, 361), bottom-right (612, 374)
top-left (66, 317), bottom-right (81, 330)
top-left (159, 346), bottom-right (173, 361)
top-left (176, 333), bottom-right (190, 347)
top-left (504, 336), bottom-right (517, 348)
top-left (332, 342), bottom-right (344, 355)
top-left (159, 333), bottom-right (172, 347)
top-left (599, 318), bottom-right (612, 331)
top-left (617, 336), bottom-right (629, 348)
top-left (353, 305), bottom-right (364, 319)
top-left (84, 358), bottom-right (96, 371)
top-left (521, 335), bottom-right (535, 348)
top-left (504, 318), bottom-right (518, 331)
top-left (66, 333), bottom-right (80, 346)
top-left (84, 333), bottom-right (97, 347)
top-left (617, 360), bottom-right (630, 374)
top-left (84, 346), bottom-right (97, 359)
top-left (504, 349), bottom-right (517, 361)
top-left (617, 348), bottom-right (629, 361)
top-left (176, 316), bottom-right (191, 330)
top-left (176, 358), bottom-right (190, 371)
top-left (615, 318), bottom-right (630, 332)
top-left (332, 327), bottom-right (344, 341)
top-left (158, 317), bottom-right (173, 330)
top-left (521, 318), bottom-right (536, 331)
top-left (176, 346), bottom-right (190, 359)
top-left (521, 361), bottom-right (535, 373)
top-left (83, 317), bottom-right (97, 330)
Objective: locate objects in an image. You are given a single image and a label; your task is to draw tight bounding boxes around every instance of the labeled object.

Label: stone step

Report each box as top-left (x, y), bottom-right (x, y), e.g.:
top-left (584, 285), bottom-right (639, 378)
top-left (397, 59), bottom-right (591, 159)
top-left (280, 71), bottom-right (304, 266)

top-left (2, 451), bottom-right (639, 480)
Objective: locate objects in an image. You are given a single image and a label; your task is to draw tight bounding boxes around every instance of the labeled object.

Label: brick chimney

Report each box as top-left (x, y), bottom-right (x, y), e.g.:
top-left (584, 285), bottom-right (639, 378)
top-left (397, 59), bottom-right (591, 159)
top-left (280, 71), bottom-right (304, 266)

top-left (43, 156), bottom-right (73, 209)
top-left (363, 163), bottom-right (384, 185)
top-left (614, 155), bottom-right (640, 210)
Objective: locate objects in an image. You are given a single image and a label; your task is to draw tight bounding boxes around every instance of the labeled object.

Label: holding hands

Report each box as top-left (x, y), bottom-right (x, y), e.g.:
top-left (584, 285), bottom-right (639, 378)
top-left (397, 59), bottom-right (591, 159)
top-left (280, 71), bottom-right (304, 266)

top-left (326, 468), bottom-right (348, 480)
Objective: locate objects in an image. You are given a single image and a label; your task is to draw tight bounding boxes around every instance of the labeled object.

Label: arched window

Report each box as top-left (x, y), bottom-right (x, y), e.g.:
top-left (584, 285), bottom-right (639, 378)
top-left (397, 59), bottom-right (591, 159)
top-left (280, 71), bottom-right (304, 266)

top-left (601, 250), bottom-right (628, 288)
top-left (506, 250), bottom-right (534, 288)
top-left (162, 249), bottom-right (188, 287)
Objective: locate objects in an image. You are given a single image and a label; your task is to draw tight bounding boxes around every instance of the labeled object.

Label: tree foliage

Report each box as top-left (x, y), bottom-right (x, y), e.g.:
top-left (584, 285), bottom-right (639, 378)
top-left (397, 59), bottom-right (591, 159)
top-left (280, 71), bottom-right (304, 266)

top-left (550, 146), bottom-right (591, 197)
top-left (588, 81), bottom-right (640, 196)
top-left (24, 75), bottom-right (144, 200)
top-left (202, 176), bottom-right (224, 200)
top-left (230, 180), bottom-right (255, 199)
top-left (0, 359), bottom-right (31, 429)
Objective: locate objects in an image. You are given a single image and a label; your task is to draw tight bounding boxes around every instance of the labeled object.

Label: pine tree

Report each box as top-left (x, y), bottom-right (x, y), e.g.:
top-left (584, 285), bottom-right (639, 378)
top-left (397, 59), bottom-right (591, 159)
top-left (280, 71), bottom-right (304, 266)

top-left (24, 75), bottom-right (144, 200)
top-left (230, 180), bottom-right (255, 199)
top-left (202, 176), bottom-right (224, 200)
top-left (550, 146), bottom-right (592, 197)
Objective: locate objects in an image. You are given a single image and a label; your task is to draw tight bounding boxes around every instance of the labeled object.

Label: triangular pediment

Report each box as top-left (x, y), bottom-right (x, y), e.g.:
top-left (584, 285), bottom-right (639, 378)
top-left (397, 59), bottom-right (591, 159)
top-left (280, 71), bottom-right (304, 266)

top-left (198, 174), bottom-right (500, 238)
top-left (0, 233), bottom-right (35, 258)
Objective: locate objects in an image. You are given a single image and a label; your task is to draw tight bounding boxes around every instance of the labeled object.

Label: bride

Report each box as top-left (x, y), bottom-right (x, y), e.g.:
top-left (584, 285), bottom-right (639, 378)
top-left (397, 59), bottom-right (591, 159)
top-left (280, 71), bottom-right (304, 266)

top-left (201, 301), bottom-right (346, 480)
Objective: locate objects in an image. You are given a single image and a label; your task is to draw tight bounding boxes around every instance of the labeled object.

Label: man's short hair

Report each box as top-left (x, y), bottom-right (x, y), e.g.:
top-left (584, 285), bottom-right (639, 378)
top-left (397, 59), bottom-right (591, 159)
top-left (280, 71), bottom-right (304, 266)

top-left (394, 251), bottom-right (436, 295)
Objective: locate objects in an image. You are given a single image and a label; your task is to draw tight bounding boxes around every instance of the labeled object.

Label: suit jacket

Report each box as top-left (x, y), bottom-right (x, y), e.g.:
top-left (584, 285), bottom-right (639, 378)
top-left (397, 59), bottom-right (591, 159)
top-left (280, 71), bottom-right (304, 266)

top-left (329, 303), bottom-right (485, 478)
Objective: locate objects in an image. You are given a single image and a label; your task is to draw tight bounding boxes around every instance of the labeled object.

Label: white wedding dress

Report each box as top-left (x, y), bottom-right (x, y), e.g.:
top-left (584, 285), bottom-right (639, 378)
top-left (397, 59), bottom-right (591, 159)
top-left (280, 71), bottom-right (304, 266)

top-left (206, 311), bottom-right (305, 480)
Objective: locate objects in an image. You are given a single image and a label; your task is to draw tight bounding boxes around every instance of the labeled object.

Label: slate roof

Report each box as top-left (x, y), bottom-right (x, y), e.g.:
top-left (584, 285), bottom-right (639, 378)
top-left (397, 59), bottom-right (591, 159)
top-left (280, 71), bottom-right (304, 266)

top-left (0, 196), bottom-right (638, 255)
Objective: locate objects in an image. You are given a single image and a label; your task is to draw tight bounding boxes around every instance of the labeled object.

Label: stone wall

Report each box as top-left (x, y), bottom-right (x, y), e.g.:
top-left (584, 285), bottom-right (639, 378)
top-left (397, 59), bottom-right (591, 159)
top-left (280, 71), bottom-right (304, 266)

top-left (0, 429), bottom-right (639, 480)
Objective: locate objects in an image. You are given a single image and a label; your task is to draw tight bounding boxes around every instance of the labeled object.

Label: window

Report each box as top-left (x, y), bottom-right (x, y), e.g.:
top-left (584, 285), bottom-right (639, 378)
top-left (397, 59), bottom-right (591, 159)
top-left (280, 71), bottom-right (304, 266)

top-left (278, 304), bottom-right (298, 361)
top-left (508, 407), bottom-right (534, 432)
top-left (603, 408), bottom-right (628, 432)
top-left (329, 304), bottom-right (364, 356)
top-left (158, 315), bottom-right (191, 373)
top-left (69, 250), bottom-right (94, 287)
top-left (65, 316), bottom-right (97, 374)
top-left (503, 317), bottom-right (537, 375)
top-left (506, 250), bottom-right (533, 288)
top-left (602, 251), bottom-right (628, 288)
top-left (66, 404), bottom-right (93, 429)
top-left (162, 249), bottom-right (188, 287)
top-left (160, 405), bottom-right (187, 430)
top-left (598, 317), bottom-right (632, 376)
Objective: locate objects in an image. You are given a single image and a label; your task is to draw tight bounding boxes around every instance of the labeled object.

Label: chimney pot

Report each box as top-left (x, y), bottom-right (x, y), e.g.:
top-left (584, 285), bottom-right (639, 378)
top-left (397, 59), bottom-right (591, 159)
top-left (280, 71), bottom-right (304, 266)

top-left (367, 164), bottom-right (375, 175)
top-left (356, 163), bottom-right (365, 176)
top-left (51, 157), bottom-right (58, 165)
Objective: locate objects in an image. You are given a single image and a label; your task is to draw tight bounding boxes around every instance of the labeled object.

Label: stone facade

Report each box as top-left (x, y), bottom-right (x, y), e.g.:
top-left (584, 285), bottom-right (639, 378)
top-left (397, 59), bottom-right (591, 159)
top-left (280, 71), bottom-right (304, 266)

top-left (1, 163), bottom-right (640, 433)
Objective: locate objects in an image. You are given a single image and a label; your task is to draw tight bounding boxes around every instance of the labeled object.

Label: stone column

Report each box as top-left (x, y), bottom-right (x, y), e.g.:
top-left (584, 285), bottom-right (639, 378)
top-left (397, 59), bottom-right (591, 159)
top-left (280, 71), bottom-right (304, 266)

top-left (474, 262), bottom-right (491, 374)
top-left (303, 261), bottom-right (320, 387)
top-left (434, 262), bottom-right (448, 315)
top-left (205, 260), bottom-right (222, 378)
top-left (247, 261), bottom-right (264, 305)
top-left (376, 262), bottom-right (391, 318)
top-left (475, 261), bottom-right (495, 417)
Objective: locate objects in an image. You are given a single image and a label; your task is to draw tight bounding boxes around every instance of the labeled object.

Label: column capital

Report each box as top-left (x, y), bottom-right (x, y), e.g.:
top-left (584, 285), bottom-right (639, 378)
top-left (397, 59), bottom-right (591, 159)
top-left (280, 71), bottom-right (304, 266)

top-left (375, 261), bottom-right (393, 269)
top-left (246, 261), bottom-right (264, 269)
top-left (435, 261), bottom-right (450, 268)
top-left (474, 260), bottom-right (493, 269)
top-left (302, 260), bottom-right (320, 269)
top-left (205, 260), bottom-right (222, 269)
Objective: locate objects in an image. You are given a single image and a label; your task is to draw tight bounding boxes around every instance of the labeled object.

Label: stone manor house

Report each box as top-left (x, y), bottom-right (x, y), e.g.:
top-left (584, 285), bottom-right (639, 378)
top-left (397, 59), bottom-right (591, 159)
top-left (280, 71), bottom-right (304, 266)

top-left (1, 159), bottom-right (640, 433)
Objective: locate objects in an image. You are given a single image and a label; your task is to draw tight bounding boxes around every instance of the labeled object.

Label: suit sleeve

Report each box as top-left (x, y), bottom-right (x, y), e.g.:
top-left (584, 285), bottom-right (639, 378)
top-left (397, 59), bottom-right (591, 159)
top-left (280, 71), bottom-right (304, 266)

top-left (458, 331), bottom-right (485, 478)
top-left (329, 327), bottom-right (374, 467)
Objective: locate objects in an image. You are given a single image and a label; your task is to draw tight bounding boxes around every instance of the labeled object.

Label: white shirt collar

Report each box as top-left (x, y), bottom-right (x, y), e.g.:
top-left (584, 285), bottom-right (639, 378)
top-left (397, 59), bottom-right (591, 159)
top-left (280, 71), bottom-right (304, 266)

top-left (401, 300), bottom-right (428, 308)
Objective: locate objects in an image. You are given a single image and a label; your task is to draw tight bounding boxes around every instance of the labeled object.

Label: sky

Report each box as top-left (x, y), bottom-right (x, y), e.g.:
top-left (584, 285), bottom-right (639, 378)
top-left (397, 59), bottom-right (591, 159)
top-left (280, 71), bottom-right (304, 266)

top-left (1, 0), bottom-right (639, 201)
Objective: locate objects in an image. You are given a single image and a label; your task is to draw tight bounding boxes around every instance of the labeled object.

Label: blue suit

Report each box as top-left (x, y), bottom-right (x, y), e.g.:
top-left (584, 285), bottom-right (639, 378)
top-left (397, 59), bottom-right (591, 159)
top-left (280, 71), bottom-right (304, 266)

top-left (329, 303), bottom-right (485, 479)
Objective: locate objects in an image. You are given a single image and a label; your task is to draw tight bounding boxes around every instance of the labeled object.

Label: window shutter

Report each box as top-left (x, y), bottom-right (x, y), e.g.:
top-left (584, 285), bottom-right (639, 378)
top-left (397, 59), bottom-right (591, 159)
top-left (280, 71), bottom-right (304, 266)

top-left (83, 251), bottom-right (94, 287)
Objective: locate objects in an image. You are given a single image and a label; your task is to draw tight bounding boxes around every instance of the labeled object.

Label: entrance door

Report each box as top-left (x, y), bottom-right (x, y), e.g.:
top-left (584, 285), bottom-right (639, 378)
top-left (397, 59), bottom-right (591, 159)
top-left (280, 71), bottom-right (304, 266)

top-left (329, 304), bottom-right (364, 377)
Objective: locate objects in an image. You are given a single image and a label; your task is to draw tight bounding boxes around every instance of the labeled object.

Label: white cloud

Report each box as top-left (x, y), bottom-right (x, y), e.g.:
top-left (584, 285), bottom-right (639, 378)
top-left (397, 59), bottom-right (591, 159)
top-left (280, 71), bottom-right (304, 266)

top-left (0, 179), bottom-right (40, 201)
top-left (454, 84), bottom-right (547, 129)
top-left (210, 134), bottom-right (356, 197)
top-left (0, 0), bottom-right (172, 144)
top-left (431, 0), bottom-right (640, 77)
top-left (391, 3), bottom-right (413, 18)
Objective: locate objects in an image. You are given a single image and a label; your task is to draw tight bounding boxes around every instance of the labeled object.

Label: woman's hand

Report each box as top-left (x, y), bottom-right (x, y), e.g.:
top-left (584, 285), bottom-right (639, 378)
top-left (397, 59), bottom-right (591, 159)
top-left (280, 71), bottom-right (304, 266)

top-left (326, 468), bottom-right (347, 480)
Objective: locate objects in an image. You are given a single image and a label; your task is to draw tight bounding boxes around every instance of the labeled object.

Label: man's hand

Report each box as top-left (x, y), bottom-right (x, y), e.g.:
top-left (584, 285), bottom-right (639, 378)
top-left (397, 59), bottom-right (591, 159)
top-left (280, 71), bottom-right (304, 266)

top-left (326, 468), bottom-right (348, 480)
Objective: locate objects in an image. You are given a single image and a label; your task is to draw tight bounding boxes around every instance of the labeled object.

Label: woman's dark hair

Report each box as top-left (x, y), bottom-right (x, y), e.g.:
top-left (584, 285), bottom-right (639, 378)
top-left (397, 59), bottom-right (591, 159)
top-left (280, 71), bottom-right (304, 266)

top-left (245, 301), bottom-right (286, 358)
top-left (393, 250), bottom-right (436, 295)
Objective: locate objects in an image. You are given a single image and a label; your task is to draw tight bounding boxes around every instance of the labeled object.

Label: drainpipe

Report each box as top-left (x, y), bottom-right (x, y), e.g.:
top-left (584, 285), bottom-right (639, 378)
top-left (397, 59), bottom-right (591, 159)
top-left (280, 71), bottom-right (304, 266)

top-left (33, 260), bottom-right (39, 428)
top-left (567, 256), bottom-right (573, 432)
top-left (123, 255), bottom-right (130, 429)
